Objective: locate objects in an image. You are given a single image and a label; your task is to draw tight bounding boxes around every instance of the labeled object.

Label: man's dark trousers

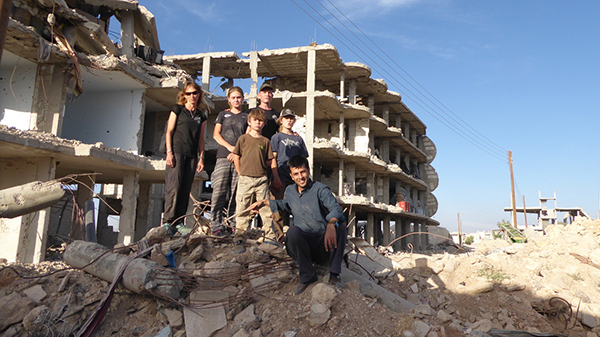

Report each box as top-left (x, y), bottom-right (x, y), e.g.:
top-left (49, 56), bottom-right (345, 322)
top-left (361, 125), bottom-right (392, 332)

top-left (285, 223), bottom-right (347, 283)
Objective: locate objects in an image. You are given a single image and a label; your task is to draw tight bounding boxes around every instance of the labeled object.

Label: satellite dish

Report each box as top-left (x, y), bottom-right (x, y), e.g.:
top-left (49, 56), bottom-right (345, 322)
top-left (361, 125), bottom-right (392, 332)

top-left (423, 164), bottom-right (439, 191)
top-left (422, 136), bottom-right (436, 164)
top-left (426, 192), bottom-right (438, 217)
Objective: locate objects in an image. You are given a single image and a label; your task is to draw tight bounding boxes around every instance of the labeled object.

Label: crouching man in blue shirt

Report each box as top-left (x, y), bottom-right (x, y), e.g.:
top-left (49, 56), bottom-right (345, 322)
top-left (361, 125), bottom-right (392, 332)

top-left (248, 155), bottom-right (347, 295)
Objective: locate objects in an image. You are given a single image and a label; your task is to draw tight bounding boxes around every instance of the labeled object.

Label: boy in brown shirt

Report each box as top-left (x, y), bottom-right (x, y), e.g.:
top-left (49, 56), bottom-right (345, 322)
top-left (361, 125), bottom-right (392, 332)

top-left (232, 109), bottom-right (282, 253)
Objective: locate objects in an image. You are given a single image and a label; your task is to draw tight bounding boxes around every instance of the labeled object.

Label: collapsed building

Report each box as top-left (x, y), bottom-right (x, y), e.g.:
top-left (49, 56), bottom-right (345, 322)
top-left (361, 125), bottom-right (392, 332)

top-left (0, 0), bottom-right (439, 263)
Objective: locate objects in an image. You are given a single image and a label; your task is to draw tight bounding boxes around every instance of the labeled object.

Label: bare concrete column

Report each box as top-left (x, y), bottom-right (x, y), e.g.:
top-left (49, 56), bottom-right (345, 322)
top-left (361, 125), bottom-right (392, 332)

top-left (383, 176), bottom-right (389, 205)
top-left (395, 148), bottom-right (401, 166)
top-left (348, 79), bottom-right (357, 105)
top-left (383, 216), bottom-right (390, 246)
top-left (345, 163), bottom-right (356, 194)
top-left (249, 51), bottom-right (258, 108)
top-left (382, 140), bottom-right (390, 162)
top-left (30, 63), bottom-right (70, 135)
top-left (201, 56), bottom-right (211, 92)
top-left (148, 184), bottom-right (164, 230)
top-left (26, 157), bottom-right (56, 263)
top-left (338, 160), bottom-right (344, 197)
top-left (376, 175), bottom-right (383, 203)
top-left (306, 48), bottom-right (316, 172)
top-left (339, 113), bottom-right (345, 148)
top-left (396, 115), bottom-right (402, 130)
top-left (347, 209), bottom-right (356, 237)
top-left (367, 172), bottom-right (375, 203)
top-left (339, 70), bottom-right (345, 100)
top-left (393, 218), bottom-right (403, 251)
top-left (368, 96), bottom-right (375, 115)
top-left (411, 130), bottom-right (417, 146)
top-left (120, 10), bottom-right (135, 58)
top-left (382, 105), bottom-right (390, 125)
top-left (134, 181), bottom-right (152, 242)
top-left (355, 119), bottom-right (370, 154)
top-left (119, 171), bottom-right (140, 245)
top-left (403, 122), bottom-right (410, 140)
top-left (366, 212), bottom-right (375, 246)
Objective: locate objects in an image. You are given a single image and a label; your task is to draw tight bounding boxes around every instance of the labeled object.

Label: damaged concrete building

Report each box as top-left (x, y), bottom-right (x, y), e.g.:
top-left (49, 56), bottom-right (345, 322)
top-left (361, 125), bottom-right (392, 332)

top-left (0, 0), bottom-right (439, 263)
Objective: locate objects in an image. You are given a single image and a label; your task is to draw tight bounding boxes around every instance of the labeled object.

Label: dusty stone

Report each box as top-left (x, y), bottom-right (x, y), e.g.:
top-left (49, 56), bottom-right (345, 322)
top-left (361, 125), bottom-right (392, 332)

top-left (188, 244), bottom-right (205, 262)
top-left (144, 226), bottom-right (167, 245)
top-left (415, 258), bottom-right (428, 268)
top-left (581, 305), bottom-right (600, 328)
top-left (436, 310), bottom-right (452, 323)
top-left (309, 303), bottom-right (331, 326)
top-left (151, 246), bottom-right (170, 267)
top-left (413, 304), bottom-right (435, 316)
top-left (257, 242), bottom-right (286, 259)
top-left (113, 242), bottom-right (130, 254)
top-left (407, 293), bottom-right (421, 305)
top-left (471, 319), bottom-right (493, 332)
top-left (2, 325), bottom-right (21, 337)
top-left (470, 281), bottom-right (494, 294)
top-left (58, 271), bottom-right (72, 292)
top-left (23, 285), bottom-right (47, 303)
top-left (311, 283), bottom-right (339, 307)
top-left (22, 305), bottom-right (52, 331)
top-left (163, 308), bottom-right (183, 328)
top-left (504, 284), bottom-right (526, 292)
top-left (412, 320), bottom-right (431, 337)
top-left (344, 280), bottom-right (360, 292)
top-left (155, 326), bottom-right (171, 337)
top-left (410, 283), bottom-right (419, 293)
top-left (230, 304), bottom-right (259, 335)
top-left (183, 291), bottom-right (228, 337)
top-left (283, 332), bottom-right (298, 337)
top-left (249, 274), bottom-right (278, 290)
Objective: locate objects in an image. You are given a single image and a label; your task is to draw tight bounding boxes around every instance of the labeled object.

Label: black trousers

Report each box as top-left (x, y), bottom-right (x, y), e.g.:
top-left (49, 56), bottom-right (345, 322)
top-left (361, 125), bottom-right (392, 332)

top-left (285, 224), bottom-right (347, 283)
top-left (163, 153), bottom-right (197, 225)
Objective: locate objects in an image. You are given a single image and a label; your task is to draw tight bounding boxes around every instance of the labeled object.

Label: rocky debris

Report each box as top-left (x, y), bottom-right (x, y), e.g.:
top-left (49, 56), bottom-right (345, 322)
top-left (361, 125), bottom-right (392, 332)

top-left (1, 218), bottom-right (600, 336)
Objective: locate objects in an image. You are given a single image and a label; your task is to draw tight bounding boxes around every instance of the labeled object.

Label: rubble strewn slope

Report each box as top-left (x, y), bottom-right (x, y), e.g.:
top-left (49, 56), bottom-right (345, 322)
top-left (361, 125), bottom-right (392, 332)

top-left (1, 218), bottom-right (599, 337)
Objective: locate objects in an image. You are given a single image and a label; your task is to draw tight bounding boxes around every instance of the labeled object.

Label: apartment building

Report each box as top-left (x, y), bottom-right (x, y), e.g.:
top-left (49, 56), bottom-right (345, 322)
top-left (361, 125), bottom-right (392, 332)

top-left (0, 0), bottom-right (438, 263)
top-left (165, 45), bottom-right (440, 251)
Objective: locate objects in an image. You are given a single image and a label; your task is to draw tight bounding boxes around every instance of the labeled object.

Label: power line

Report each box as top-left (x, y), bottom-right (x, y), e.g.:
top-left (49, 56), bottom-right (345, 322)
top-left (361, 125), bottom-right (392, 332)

top-left (290, 0), bottom-right (508, 161)
top-left (323, 0), bottom-right (507, 155)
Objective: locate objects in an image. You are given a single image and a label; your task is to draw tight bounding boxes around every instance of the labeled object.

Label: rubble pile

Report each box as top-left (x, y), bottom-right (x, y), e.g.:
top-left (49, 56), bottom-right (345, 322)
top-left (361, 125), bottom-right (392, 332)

top-left (1, 218), bottom-right (600, 337)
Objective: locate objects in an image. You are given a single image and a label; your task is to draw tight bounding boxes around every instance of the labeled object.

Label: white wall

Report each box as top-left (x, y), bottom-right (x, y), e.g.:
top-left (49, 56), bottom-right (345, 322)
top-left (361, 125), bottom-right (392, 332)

top-left (62, 89), bottom-right (146, 153)
top-left (0, 54), bottom-right (36, 130)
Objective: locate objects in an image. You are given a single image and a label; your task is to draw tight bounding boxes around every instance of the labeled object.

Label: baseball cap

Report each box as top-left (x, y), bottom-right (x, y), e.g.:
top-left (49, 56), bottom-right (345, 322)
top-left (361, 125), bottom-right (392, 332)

top-left (259, 83), bottom-right (274, 91)
top-left (280, 108), bottom-right (295, 117)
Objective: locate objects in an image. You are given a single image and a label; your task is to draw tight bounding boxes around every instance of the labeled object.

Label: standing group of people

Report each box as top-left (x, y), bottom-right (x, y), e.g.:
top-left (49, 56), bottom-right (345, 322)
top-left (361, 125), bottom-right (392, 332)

top-left (162, 80), bottom-right (346, 294)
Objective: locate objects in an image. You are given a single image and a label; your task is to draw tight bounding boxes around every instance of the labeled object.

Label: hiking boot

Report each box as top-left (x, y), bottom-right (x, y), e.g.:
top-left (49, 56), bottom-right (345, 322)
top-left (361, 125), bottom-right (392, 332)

top-left (234, 240), bottom-right (246, 254)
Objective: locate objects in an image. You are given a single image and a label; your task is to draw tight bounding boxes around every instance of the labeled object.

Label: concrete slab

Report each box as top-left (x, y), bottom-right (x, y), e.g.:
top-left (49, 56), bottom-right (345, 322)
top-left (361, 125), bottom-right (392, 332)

top-left (183, 290), bottom-right (228, 337)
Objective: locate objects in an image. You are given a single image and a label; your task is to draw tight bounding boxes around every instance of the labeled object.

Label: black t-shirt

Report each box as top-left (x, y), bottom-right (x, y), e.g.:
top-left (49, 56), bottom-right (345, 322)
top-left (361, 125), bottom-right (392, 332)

top-left (171, 105), bottom-right (207, 157)
top-left (246, 107), bottom-right (279, 140)
top-left (215, 110), bottom-right (248, 159)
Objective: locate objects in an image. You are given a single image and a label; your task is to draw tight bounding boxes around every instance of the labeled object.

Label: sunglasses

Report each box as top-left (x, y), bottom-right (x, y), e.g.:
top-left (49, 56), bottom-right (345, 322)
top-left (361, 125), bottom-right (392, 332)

top-left (184, 91), bottom-right (199, 96)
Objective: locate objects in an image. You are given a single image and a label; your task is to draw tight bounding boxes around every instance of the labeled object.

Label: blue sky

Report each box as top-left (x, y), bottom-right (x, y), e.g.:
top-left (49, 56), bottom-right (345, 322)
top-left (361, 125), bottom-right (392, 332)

top-left (140, 0), bottom-right (600, 232)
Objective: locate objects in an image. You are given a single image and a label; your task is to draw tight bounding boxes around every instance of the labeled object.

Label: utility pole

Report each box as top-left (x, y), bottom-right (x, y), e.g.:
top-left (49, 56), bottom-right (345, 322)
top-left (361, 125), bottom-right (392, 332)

top-left (522, 195), bottom-right (528, 228)
top-left (509, 151), bottom-right (517, 228)
top-left (0, 0), bottom-right (12, 63)
top-left (457, 212), bottom-right (462, 246)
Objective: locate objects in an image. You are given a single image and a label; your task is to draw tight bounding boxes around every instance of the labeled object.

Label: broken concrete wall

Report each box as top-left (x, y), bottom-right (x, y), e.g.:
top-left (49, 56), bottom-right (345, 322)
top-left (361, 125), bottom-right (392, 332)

top-left (62, 88), bottom-right (146, 154)
top-left (0, 52), bottom-right (36, 130)
top-left (0, 157), bottom-right (56, 263)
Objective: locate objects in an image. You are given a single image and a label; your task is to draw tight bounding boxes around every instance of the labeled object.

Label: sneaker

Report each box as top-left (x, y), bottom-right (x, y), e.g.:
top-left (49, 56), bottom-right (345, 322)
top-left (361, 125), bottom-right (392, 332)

top-left (212, 229), bottom-right (230, 238)
top-left (328, 275), bottom-right (344, 290)
top-left (234, 240), bottom-right (246, 254)
top-left (175, 224), bottom-right (192, 235)
top-left (162, 223), bottom-right (178, 237)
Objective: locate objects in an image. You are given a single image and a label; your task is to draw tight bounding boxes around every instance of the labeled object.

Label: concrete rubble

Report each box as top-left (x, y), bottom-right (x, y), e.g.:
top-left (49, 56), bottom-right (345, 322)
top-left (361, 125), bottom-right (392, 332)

top-left (0, 218), bottom-right (599, 336)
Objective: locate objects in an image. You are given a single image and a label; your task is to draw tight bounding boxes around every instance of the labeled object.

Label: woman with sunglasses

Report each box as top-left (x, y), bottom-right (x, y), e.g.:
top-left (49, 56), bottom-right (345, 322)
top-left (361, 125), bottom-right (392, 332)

top-left (163, 80), bottom-right (208, 235)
